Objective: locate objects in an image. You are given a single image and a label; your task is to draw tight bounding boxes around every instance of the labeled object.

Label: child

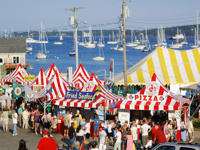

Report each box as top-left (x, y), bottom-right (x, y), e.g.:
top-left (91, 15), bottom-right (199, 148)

top-left (52, 116), bottom-right (58, 133)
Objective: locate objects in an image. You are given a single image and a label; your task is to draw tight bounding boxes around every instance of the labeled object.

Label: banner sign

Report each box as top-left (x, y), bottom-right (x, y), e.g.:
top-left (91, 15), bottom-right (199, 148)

top-left (24, 75), bottom-right (35, 81)
top-left (13, 81), bottom-right (22, 98)
top-left (118, 111), bottom-right (130, 125)
top-left (127, 94), bottom-right (164, 102)
top-left (65, 91), bottom-right (97, 100)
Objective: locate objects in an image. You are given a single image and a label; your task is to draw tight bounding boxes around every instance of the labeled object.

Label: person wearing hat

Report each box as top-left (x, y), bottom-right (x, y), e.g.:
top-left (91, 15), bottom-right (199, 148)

top-left (187, 117), bottom-right (194, 143)
top-left (37, 130), bottom-right (57, 150)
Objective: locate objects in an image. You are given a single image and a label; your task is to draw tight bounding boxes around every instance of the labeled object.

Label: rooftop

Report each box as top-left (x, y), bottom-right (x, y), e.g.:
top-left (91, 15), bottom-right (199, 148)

top-left (0, 38), bottom-right (26, 53)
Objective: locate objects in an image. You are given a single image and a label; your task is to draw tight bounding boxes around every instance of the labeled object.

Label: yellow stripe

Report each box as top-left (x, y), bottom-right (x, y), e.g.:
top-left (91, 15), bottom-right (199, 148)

top-left (147, 57), bottom-right (155, 79)
top-left (168, 49), bottom-right (183, 83)
top-left (136, 68), bottom-right (145, 83)
top-left (180, 51), bottom-right (195, 82)
top-left (192, 49), bottom-right (200, 74)
top-left (157, 47), bottom-right (170, 83)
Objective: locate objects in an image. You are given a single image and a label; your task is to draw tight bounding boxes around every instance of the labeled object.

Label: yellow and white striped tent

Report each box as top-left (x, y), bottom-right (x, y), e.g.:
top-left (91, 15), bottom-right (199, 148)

top-left (115, 47), bottom-right (200, 85)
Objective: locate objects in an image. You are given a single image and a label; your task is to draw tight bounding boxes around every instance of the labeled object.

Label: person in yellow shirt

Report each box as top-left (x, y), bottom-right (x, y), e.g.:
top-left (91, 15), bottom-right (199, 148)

top-left (72, 116), bottom-right (78, 131)
top-left (75, 110), bottom-right (82, 120)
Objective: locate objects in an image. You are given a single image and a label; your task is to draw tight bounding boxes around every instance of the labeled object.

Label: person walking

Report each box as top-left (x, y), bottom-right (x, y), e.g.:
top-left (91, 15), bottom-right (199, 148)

top-left (99, 126), bottom-right (107, 150)
top-left (12, 109), bottom-right (18, 136)
top-left (34, 108), bottom-right (40, 135)
top-left (18, 104), bottom-right (24, 128)
top-left (22, 108), bottom-right (30, 129)
top-left (126, 128), bottom-right (133, 150)
top-left (141, 120), bottom-right (151, 148)
top-left (187, 117), bottom-right (194, 143)
top-left (114, 127), bottom-right (121, 150)
top-left (68, 122), bottom-right (76, 150)
top-left (2, 107), bottom-right (9, 132)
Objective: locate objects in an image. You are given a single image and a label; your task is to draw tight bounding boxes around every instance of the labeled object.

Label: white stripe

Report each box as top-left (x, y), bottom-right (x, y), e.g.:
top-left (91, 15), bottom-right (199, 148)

top-left (163, 48), bottom-right (176, 83)
top-left (187, 50), bottom-right (200, 82)
top-left (142, 63), bottom-right (151, 83)
top-left (175, 50), bottom-right (189, 83)
top-left (152, 51), bottom-right (164, 83)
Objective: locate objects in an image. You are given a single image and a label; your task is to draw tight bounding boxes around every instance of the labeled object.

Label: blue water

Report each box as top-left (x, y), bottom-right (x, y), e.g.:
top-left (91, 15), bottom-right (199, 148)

top-left (26, 36), bottom-right (196, 80)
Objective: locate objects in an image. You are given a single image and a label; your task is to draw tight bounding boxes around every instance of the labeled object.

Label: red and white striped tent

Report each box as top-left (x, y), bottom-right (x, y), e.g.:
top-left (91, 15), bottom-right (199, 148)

top-left (115, 73), bottom-right (188, 111)
top-left (31, 67), bottom-right (48, 87)
top-left (46, 67), bottom-right (71, 100)
top-left (45, 62), bottom-right (61, 82)
top-left (53, 73), bottom-right (124, 108)
top-left (71, 64), bottom-right (90, 89)
top-left (44, 62), bottom-right (71, 100)
top-left (1, 64), bottom-right (29, 85)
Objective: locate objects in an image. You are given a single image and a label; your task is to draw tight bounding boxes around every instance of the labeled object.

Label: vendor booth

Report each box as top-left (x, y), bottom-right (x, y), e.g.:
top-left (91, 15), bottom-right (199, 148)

top-left (113, 73), bottom-right (190, 142)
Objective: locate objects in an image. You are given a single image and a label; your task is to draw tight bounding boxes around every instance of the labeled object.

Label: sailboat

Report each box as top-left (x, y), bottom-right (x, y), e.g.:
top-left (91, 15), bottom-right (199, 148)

top-left (54, 30), bottom-right (63, 45)
top-left (107, 31), bottom-right (118, 44)
top-left (59, 31), bottom-right (63, 41)
top-left (93, 47), bottom-right (104, 61)
top-left (154, 26), bottom-right (167, 47)
top-left (127, 30), bottom-right (138, 47)
top-left (84, 26), bottom-right (96, 48)
top-left (36, 22), bottom-right (47, 59)
top-left (26, 43), bottom-right (32, 52)
top-left (97, 28), bottom-right (105, 47)
top-left (26, 28), bottom-right (39, 43)
top-left (169, 29), bottom-right (183, 49)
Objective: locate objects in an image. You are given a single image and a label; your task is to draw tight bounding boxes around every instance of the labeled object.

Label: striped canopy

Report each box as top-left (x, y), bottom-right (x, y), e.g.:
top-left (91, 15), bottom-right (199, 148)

top-left (53, 73), bottom-right (124, 108)
top-left (115, 47), bottom-right (200, 85)
top-left (114, 73), bottom-right (188, 111)
top-left (1, 64), bottom-right (29, 85)
top-left (72, 64), bottom-right (90, 89)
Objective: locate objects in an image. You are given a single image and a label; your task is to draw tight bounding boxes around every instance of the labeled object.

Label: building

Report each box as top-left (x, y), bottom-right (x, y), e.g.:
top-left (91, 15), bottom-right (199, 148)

top-left (0, 38), bottom-right (26, 76)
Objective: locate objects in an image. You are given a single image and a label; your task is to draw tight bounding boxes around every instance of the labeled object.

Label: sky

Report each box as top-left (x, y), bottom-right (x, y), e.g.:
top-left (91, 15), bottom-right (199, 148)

top-left (0, 0), bottom-right (200, 32)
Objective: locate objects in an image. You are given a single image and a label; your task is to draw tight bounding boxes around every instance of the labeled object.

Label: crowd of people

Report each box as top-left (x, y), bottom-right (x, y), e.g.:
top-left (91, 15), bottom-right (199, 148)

top-left (0, 98), bottom-right (195, 150)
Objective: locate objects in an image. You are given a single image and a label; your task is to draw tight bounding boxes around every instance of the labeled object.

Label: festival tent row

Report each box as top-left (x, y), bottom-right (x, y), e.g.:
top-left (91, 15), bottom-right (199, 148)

top-left (114, 47), bottom-right (200, 85)
top-left (52, 73), bottom-right (124, 109)
top-left (0, 62), bottom-right (121, 110)
top-left (114, 73), bottom-right (190, 111)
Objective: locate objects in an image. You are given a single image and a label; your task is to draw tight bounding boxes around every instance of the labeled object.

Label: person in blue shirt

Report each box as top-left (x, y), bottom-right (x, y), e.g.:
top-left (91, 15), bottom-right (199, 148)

top-left (94, 115), bottom-right (100, 137)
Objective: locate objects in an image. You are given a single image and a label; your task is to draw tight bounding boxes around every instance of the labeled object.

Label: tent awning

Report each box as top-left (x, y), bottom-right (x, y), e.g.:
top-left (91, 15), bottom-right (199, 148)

top-left (115, 47), bottom-right (200, 85)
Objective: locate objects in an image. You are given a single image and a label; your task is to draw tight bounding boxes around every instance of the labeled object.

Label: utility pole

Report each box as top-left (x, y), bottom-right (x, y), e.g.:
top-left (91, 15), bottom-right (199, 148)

top-left (122, 0), bottom-right (128, 87)
top-left (66, 7), bottom-right (82, 69)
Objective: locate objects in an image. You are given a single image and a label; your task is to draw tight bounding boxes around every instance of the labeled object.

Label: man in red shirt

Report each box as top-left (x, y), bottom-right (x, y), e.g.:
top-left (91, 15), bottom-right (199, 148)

top-left (154, 123), bottom-right (167, 144)
top-left (37, 130), bottom-right (57, 150)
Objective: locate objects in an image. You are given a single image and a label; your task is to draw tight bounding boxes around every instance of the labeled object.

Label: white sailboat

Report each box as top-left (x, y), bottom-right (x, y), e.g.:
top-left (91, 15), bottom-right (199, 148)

top-left (53, 30), bottom-right (63, 45)
top-left (26, 29), bottom-right (39, 43)
top-left (59, 31), bottom-right (63, 41)
top-left (36, 22), bottom-right (47, 59)
top-left (107, 31), bottom-right (118, 44)
top-left (84, 26), bottom-right (96, 48)
top-left (135, 29), bottom-right (151, 52)
top-left (154, 26), bottom-right (167, 47)
top-left (93, 47), bottom-right (104, 61)
top-left (127, 30), bottom-right (138, 47)
top-left (169, 29), bottom-right (183, 49)
top-left (97, 28), bottom-right (105, 48)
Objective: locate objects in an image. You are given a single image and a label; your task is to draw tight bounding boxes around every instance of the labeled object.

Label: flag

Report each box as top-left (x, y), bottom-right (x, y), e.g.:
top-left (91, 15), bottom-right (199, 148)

top-left (110, 59), bottom-right (113, 72)
top-left (24, 84), bottom-right (35, 102)
top-left (13, 81), bottom-right (22, 98)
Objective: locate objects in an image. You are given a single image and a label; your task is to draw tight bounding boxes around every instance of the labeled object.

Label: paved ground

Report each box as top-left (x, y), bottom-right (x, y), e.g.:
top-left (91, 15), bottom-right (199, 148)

top-left (0, 123), bottom-right (199, 150)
